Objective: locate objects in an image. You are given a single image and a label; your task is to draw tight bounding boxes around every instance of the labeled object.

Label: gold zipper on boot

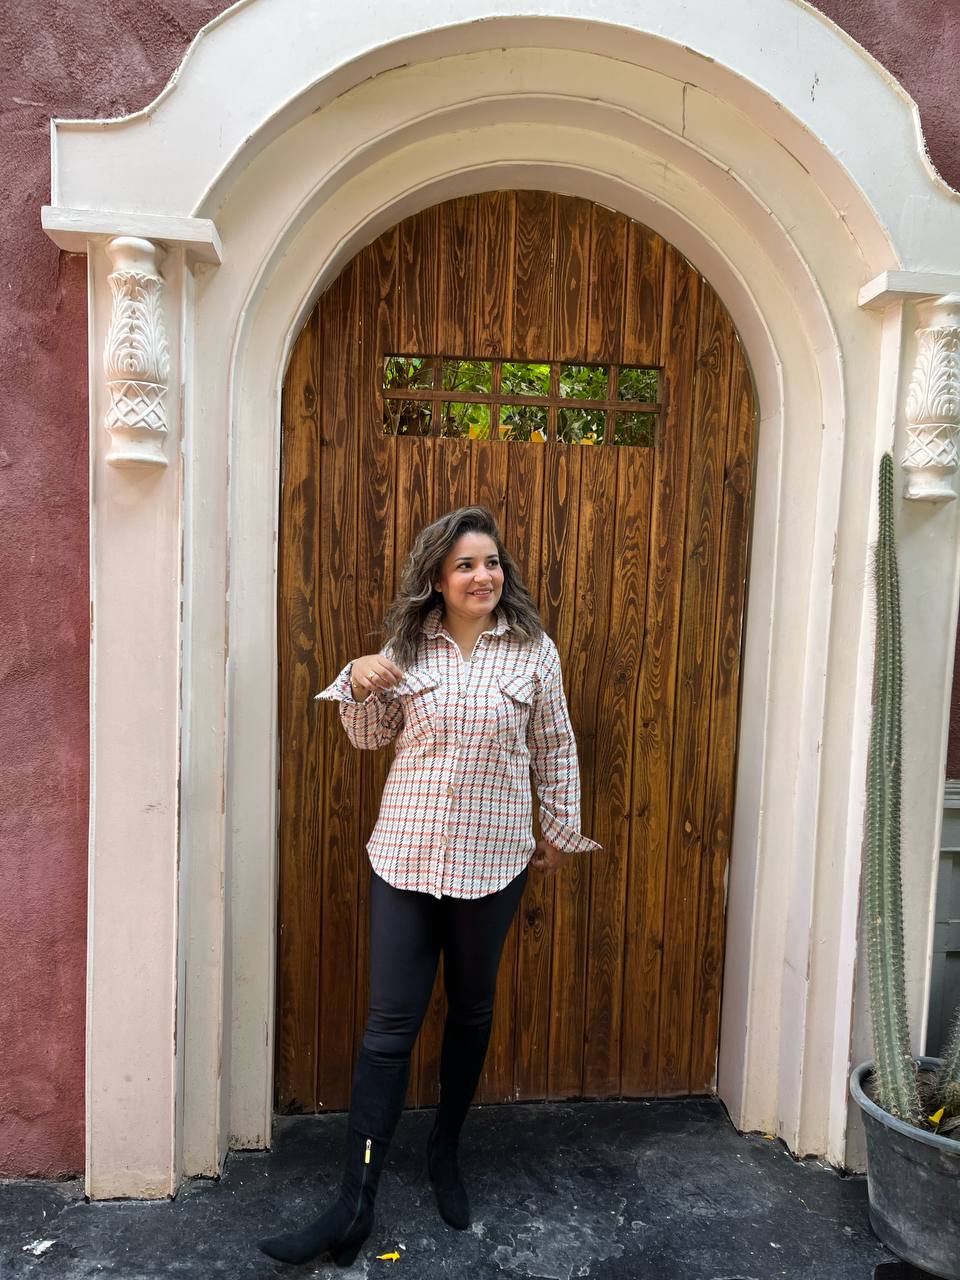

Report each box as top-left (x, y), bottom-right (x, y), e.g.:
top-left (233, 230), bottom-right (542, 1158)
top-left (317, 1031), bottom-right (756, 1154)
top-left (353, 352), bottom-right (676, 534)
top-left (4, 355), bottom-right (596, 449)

top-left (345, 1137), bottom-right (373, 1242)
top-left (354, 1139), bottom-right (371, 1216)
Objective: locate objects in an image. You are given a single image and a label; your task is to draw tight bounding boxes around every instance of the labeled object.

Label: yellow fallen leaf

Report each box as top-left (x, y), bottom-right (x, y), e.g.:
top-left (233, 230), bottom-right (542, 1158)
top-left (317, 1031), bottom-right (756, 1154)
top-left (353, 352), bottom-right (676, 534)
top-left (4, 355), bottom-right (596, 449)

top-left (762, 1133), bottom-right (776, 1140)
top-left (376, 1250), bottom-right (401, 1262)
top-left (929, 1107), bottom-right (944, 1127)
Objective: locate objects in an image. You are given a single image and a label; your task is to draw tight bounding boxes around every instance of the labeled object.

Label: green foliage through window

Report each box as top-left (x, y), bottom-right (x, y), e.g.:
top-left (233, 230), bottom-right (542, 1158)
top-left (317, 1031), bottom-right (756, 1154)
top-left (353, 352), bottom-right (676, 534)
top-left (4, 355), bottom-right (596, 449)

top-left (559, 364), bottom-right (609, 401)
top-left (381, 354), bottom-right (659, 447)
top-left (502, 362), bottom-right (551, 398)
top-left (501, 404), bottom-right (548, 441)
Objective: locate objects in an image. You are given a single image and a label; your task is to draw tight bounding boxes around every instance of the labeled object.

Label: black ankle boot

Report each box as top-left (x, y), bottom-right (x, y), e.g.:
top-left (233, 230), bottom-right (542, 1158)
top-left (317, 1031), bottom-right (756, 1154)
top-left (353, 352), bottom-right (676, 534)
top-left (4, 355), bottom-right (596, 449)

top-left (427, 1020), bottom-right (492, 1230)
top-left (258, 1045), bottom-right (410, 1266)
top-left (257, 1122), bottom-right (384, 1266)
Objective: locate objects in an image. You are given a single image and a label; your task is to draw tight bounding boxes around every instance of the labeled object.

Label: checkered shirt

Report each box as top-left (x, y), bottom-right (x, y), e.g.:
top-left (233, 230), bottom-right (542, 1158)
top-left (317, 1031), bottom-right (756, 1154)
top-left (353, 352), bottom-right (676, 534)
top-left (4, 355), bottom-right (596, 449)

top-left (314, 604), bottom-right (602, 898)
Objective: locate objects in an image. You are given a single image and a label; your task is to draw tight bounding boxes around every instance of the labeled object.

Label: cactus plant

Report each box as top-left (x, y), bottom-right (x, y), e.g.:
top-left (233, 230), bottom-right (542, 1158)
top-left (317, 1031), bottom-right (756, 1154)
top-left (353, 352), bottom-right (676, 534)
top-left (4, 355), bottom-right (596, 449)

top-left (863, 451), bottom-right (960, 1133)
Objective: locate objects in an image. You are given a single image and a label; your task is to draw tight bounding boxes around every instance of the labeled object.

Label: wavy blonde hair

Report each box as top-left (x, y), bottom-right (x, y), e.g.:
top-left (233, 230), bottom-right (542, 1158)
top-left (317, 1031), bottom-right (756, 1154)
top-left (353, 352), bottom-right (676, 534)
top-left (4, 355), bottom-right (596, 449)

top-left (378, 505), bottom-right (544, 669)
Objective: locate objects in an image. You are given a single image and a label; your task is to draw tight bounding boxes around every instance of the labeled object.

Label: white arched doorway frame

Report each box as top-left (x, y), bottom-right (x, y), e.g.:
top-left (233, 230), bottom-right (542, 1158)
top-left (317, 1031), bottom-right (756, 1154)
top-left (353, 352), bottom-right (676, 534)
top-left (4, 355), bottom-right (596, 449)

top-left (41, 1), bottom-right (960, 1199)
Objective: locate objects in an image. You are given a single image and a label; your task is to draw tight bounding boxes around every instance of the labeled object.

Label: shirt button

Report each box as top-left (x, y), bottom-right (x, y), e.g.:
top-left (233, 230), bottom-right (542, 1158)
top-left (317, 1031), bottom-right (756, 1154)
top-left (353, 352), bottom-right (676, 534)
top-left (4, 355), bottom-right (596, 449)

top-left (447, 784), bottom-right (455, 797)
top-left (440, 836), bottom-right (448, 849)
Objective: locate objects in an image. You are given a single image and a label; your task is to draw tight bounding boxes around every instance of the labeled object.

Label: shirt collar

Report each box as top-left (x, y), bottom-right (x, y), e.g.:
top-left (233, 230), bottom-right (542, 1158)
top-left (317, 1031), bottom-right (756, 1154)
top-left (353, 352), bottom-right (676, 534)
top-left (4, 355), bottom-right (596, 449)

top-left (420, 603), bottom-right (511, 638)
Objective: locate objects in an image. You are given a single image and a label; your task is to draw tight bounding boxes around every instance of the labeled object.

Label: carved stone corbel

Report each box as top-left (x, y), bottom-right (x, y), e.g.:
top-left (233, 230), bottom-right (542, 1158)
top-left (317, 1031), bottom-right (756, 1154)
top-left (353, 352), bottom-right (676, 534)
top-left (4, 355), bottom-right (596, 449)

top-left (103, 237), bottom-right (171, 467)
top-left (902, 292), bottom-right (960, 501)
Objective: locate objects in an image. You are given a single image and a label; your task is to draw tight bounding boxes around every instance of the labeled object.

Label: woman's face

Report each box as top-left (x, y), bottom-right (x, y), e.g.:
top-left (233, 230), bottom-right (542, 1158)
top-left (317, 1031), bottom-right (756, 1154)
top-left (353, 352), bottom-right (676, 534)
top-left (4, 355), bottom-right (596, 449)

top-left (433, 531), bottom-right (505, 624)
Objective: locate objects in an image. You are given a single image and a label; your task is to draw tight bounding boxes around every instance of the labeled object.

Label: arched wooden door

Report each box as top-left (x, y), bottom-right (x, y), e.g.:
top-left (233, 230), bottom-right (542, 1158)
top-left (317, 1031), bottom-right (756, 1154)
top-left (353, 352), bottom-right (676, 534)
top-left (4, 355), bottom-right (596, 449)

top-left (276, 191), bottom-right (757, 1115)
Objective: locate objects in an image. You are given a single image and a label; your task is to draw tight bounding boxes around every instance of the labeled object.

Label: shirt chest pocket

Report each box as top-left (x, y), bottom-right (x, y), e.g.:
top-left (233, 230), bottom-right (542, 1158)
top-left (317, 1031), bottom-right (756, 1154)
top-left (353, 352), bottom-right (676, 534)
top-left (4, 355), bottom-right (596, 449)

top-left (394, 668), bottom-right (444, 750)
top-left (493, 671), bottom-right (538, 756)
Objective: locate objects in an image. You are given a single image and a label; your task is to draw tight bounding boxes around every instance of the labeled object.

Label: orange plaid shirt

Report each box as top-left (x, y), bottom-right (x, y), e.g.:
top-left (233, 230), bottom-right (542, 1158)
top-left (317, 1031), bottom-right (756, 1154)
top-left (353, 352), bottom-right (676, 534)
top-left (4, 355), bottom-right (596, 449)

top-left (314, 604), bottom-right (602, 898)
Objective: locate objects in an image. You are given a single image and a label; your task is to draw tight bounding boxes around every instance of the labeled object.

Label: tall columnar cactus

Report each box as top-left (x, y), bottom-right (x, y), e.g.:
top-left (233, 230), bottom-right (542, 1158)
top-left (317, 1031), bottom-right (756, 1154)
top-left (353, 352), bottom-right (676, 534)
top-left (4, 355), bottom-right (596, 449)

top-left (864, 451), bottom-right (924, 1125)
top-left (863, 452), bottom-right (960, 1132)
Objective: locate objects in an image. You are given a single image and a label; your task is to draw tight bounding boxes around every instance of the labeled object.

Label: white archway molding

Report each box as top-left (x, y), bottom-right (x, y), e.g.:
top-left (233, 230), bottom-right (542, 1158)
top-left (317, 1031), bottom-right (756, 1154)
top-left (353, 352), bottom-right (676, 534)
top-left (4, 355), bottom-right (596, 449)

top-left (49, 1), bottom-right (956, 263)
top-left (40, 1), bottom-right (960, 1199)
top-left (205, 70), bottom-right (860, 1172)
top-left (210, 64), bottom-right (842, 1152)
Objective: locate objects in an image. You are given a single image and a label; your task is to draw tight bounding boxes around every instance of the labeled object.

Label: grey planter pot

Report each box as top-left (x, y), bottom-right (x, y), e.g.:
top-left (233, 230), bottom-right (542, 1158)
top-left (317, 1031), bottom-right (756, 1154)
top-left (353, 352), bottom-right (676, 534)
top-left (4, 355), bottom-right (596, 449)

top-left (850, 1057), bottom-right (960, 1279)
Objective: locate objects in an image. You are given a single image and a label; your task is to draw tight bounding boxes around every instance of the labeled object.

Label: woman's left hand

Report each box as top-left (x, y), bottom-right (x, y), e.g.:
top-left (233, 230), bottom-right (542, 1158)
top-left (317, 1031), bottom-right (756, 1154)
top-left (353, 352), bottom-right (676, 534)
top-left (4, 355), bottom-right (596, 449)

top-left (528, 838), bottom-right (574, 876)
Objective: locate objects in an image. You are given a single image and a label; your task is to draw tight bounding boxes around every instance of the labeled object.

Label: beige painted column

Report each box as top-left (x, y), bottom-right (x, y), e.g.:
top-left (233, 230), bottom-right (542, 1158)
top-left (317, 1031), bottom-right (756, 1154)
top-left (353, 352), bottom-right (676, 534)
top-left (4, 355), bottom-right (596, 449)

top-left (83, 234), bottom-right (184, 1197)
top-left (44, 211), bottom-right (224, 1195)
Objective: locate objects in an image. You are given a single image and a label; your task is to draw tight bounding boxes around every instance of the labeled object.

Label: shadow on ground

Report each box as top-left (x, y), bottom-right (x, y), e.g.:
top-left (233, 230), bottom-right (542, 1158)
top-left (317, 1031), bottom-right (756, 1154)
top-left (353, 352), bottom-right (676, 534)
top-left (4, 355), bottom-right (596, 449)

top-left (2, 1097), bottom-right (901, 1278)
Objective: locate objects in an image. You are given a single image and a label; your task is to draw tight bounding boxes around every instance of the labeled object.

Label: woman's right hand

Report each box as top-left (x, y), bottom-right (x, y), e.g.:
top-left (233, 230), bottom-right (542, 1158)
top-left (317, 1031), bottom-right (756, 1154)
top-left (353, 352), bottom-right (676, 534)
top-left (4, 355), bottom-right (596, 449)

top-left (349, 654), bottom-right (404, 701)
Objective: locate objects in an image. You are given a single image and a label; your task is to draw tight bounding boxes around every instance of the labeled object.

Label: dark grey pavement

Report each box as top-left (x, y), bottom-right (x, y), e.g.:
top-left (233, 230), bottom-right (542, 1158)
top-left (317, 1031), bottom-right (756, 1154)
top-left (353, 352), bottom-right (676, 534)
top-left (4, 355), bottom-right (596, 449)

top-left (1, 1097), bottom-right (908, 1278)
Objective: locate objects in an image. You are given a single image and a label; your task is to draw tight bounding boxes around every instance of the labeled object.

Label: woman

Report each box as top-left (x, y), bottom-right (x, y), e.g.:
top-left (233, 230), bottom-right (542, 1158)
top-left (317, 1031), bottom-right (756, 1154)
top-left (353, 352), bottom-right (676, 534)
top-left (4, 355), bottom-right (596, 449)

top-left (258, 505), bottom-right (601, 1267)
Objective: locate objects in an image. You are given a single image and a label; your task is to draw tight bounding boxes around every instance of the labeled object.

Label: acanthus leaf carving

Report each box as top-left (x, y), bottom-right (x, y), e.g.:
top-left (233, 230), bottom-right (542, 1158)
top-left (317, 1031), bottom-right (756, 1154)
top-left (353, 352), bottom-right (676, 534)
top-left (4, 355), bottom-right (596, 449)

top-left (102, 237), bottom-right (171, 468)
top-left (902, 293), bottom-right (960, 501)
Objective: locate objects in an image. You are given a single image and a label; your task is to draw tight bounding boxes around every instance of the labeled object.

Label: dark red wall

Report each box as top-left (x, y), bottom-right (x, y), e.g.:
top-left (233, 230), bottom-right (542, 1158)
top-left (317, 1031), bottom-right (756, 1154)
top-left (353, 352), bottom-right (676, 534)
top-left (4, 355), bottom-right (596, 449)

top-left (0, 0), bottom-right (229, 1180)
top-left (0, 0), bottom-right (958, 1177)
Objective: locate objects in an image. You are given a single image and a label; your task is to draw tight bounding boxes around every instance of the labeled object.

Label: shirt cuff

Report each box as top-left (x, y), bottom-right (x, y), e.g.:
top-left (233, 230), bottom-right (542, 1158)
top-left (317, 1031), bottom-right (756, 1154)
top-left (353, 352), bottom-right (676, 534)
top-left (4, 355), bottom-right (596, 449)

top-left (314, 661), bottom-right (360, 704)
top-left (314, 661), bottom-right (397, 705)
top-left (540, 813), bottom-right (603, 854)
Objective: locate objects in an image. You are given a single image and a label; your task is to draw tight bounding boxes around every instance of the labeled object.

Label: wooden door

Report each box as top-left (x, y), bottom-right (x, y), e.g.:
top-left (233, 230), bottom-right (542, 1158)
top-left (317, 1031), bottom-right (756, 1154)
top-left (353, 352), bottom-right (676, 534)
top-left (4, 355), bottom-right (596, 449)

top-left (276, 191), bottom-right (757, 1114)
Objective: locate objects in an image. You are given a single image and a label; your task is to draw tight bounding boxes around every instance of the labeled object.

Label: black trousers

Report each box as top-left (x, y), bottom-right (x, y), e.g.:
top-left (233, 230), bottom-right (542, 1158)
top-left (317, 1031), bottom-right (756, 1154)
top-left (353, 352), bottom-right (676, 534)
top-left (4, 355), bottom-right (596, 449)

top-left (361, 864), bottom-right (529, 1055)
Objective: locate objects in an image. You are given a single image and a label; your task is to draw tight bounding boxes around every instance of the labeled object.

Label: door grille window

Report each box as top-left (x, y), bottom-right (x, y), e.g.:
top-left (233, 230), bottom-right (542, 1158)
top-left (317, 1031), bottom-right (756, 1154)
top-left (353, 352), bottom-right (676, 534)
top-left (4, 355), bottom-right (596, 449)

top-left (382, 355), bottom-right (660, 445)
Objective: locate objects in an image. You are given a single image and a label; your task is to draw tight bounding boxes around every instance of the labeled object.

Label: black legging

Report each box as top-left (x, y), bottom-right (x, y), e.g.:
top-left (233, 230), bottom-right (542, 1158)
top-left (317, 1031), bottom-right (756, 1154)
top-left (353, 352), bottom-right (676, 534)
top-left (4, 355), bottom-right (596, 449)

top-left (361, 864), bottom-right (529, 1055)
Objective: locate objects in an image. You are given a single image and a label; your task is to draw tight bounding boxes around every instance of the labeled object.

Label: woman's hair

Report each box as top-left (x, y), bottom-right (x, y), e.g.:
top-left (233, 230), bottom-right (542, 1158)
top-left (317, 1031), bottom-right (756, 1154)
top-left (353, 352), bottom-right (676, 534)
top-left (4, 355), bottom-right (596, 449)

top-left (379, 505), bottom-right (544, 669)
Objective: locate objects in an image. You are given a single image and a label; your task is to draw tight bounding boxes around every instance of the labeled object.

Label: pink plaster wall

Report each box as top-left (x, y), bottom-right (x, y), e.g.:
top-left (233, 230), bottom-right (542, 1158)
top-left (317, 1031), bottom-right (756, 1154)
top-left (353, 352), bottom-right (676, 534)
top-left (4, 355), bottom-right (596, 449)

top-left (0, 0), bottom-right (958, 1177)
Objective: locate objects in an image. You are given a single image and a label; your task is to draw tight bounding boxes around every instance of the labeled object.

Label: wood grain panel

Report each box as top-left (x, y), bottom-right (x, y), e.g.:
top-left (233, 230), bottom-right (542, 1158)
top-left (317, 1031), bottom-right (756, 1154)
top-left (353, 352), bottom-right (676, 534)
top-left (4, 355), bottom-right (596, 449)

top-left (554, 197), bottom-right (591, 363)
top-left (574, 443), bottom-right (620, 1096)
top-left (434, 202), bottom-right (476, 535)
top-left (476, 191), bottom-right (516, 361)
top-left (276, 192), bottom-right (757, 1120)
top-left (513, 190), bottom-right (555, 362)
top-left (658, 283), bottom-right (732, 1095)
top-left (586, 202), bottom-right (627, 365)
top-left (621, 245), bottom-right (702, 1096)
top-left (437, 195), bottom-right (478, 356)
top-left (275, 311), bottom-right (322, 1111)
top-left (690, 338), bottom-right (756, 1091)
top-left (316, 261), bottom-right (364, 1109)
top-left (582, 443), bottom-right (653, 1095)
top-left (623, 222), bottom-right (664, 367)
top-left (400, 205), bottom-right (439, 356)
top-left (545, 444), bottom-right (589, 1098)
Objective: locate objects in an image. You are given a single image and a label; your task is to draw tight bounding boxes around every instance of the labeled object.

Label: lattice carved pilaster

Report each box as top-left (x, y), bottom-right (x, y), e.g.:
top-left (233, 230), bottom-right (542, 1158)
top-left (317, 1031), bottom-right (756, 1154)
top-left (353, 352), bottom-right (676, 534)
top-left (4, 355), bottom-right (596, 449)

top-left (903, 293), bottom-right (960, 501)
top-left (103, 237), bottom-right (171, 467)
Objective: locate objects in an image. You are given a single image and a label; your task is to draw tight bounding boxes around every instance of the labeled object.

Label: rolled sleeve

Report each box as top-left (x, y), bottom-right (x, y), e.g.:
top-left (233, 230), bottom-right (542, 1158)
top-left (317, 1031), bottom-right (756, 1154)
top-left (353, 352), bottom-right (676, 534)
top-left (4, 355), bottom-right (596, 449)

top-left (314, 657), bottom-right (403, 750)
top-left (526, 644), bottom-right (602, 855)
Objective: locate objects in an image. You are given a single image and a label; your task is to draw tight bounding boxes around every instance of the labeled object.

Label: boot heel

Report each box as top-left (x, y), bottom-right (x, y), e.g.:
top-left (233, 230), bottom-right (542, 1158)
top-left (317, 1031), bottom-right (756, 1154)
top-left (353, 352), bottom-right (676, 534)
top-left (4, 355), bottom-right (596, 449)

top-left (332, 1240), bottom-right (362, 1266)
